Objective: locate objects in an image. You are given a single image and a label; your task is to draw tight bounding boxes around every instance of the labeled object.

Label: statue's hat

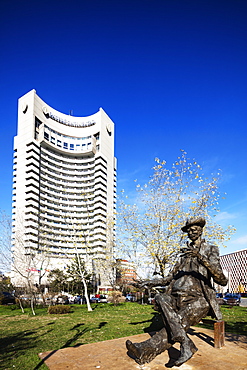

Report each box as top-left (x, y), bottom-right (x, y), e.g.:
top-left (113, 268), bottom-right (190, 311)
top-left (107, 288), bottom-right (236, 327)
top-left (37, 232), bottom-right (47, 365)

top-left (181, 217), bottom-right (206, 232)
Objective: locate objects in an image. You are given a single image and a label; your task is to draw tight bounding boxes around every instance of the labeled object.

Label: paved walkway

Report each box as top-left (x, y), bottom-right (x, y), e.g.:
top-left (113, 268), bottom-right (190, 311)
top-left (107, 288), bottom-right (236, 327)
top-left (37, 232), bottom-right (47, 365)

top-left (39, 326), bottom-right (247, 370)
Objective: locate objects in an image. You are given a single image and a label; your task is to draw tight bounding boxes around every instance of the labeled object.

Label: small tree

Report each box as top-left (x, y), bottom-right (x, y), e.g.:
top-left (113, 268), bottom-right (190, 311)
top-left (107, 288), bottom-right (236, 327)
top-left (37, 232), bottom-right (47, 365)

top-left (58, 191), bottom-right (116, 311)
top-left (93, 215), bottom-right (117, 291)
top-left (48, 269), bottom-right (67, 293)
top-left (118, 151), bottom-right (235, 277)
top-left (0, 274), bottom-right (14, 293)
top-left (66, 256), bottom-right (92, 298)
top-left (0, 210), bottom-right (51, 314)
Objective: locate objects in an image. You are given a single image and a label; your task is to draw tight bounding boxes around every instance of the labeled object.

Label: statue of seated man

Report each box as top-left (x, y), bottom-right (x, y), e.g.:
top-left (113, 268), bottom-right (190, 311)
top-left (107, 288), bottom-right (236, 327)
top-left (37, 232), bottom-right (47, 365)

top-left (126, 217), bottom-right (228, 367)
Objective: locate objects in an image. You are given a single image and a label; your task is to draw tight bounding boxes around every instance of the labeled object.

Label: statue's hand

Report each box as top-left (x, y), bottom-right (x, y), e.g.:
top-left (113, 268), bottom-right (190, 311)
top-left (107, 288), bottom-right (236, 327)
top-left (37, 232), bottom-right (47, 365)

top-left (182, 246), bottom-right (200, 258)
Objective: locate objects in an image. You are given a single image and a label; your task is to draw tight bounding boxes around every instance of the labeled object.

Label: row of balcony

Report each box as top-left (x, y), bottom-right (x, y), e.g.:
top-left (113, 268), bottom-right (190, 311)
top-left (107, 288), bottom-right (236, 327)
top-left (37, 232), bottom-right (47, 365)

top-left (39, 184), bottom-right (96, 198)
top-left (40, 146), bottom-right (97, 165)
top-left (39, 198), bottom-right (107, 212)
top-left (39, 190), bottom-right (107, 205)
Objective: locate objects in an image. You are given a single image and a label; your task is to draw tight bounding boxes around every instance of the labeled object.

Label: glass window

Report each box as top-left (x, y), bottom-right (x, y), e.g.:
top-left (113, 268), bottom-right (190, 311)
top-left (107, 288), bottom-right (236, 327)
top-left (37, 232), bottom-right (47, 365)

top-left (70, 144), bottom-right (74, 150)
top-left (35, 117), bottom-right (42, 128)
top-left (44, 132), bottom-right (49, 140)
top-left (63, 142), bottom-right (68, 149)
top-left (57, 140), bottom-right (61, 147)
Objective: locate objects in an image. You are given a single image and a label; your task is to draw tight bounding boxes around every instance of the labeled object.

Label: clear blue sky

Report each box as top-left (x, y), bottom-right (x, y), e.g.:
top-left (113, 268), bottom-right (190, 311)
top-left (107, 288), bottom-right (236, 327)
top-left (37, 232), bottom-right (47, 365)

top-left (1, 0), bottom-right (247, 256)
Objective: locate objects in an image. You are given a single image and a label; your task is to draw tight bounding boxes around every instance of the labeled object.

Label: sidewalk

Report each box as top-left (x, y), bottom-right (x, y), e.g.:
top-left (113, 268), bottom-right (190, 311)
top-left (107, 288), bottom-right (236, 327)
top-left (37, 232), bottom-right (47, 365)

top-left (39, 326), bottom-right (247, 370)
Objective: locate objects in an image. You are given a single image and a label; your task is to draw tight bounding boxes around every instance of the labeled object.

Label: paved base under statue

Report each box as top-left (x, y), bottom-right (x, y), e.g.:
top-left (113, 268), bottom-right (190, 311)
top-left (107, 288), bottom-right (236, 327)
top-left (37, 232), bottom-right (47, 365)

top-left (39, 326), bottom-right (247, 370)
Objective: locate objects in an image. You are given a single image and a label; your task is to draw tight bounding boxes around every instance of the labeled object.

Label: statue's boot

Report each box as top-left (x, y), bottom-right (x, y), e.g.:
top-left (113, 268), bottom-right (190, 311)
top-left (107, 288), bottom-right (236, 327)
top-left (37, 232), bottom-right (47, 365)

top-left (174, 337), bottom-right (198, 367)
top-left (154, 294), bottom-right (198, 366)
top-left (126, 328), bottom-right (172, 365)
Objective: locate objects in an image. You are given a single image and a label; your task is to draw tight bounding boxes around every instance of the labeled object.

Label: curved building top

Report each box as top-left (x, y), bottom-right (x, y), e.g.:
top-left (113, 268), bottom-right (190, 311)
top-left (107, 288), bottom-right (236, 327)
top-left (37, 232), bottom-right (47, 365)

top-left (42, 100), bottom-right (98, 129)
top-left (16, 89), bottom-right (114, 157)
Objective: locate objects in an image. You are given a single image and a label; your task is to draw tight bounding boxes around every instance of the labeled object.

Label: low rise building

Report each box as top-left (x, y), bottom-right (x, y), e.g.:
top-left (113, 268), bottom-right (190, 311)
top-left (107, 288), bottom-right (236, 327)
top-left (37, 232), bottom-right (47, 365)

top-left (116, 259), bottom-right (137, 287)
top-left (220, 248), bottom-right (247, 293)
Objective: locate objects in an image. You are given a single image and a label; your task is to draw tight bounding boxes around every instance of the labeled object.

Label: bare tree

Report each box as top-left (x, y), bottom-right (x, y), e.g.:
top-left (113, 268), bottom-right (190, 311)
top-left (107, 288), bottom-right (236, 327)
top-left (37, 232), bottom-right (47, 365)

top-left (118, 151), bottom-right (236, 278)
top-left (0, 210), bottom-right (51, 314)
top-left (57, 192), bottom-right (95, 311)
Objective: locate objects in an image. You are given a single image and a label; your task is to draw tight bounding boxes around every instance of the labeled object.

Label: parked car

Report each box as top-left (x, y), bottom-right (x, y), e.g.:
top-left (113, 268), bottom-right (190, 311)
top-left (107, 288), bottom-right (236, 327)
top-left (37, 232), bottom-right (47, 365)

top-left (99, 295), bottom-right (108, 303)
top-left (73, 295), bottom-right (86, 304)
top-left (90, 295), bottom-right (108, 303)
top-left (90, 295), bottom-right (100, 303)
top-left (222, 293), bottom-right (241, 306)
top-left (56, 295), bottom-right (69, 305)
top-left (216, 293), bottom-right (224, 305)
top-left (148, 297), bottom-right (156, 305)
top-left (0, 292), bottom-right (16, 305)
top-left (216, 293), bottom-right (223, 298)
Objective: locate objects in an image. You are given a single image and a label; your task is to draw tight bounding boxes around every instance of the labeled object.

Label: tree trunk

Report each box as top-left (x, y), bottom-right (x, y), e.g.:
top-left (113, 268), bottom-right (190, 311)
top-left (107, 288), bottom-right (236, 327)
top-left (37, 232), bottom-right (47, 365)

top-left (82, 278), bottom-right (92, 311)
top-left (30, 295), bottom-right (36, 315)
top-left (17, 297), bottom-right (25, 313)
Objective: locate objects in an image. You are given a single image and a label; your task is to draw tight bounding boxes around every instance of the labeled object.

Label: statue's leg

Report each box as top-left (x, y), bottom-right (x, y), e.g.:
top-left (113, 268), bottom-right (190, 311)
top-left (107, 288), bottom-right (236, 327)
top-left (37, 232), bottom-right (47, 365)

top-left (178, 295), bottom-right (210, 330)
top-left (174, 296), bottom-right (210, 367)
top-left (125, 293), bottom-right (176, 364)
top-left (155, 293), bottom-right (199, 367)
top-left (155, 293), bottom-right (189, 342)
top-left (126, 327), bottom-right (172, 365)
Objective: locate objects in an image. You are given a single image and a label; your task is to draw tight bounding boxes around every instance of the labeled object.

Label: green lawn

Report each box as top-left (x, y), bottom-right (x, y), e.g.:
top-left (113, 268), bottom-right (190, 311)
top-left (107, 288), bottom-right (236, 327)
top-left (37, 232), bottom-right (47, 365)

top-left (0, 302), bottom-right (246, 370)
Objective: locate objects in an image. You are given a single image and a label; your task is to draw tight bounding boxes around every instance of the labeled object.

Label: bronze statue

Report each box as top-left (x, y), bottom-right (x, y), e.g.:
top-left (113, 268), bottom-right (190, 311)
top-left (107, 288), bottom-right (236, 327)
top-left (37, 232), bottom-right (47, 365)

top-left (126, 217), bottom-right (227, 367)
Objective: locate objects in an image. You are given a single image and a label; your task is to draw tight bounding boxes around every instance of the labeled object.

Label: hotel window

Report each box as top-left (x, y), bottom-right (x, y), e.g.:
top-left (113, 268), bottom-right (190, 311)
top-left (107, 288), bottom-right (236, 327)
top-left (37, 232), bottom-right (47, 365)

top-left (70, 144), bottom-right (74, 150)
top-left (51, 137), bottom-right (55, 144)
top-left (44, 132), bottom-right (49, 140)
top-left (57, 140), bottom-right (62, 147)
top-left (35, 117), bottom-right (42, 129)
top-left (63, 142), bottom-right (68, 149)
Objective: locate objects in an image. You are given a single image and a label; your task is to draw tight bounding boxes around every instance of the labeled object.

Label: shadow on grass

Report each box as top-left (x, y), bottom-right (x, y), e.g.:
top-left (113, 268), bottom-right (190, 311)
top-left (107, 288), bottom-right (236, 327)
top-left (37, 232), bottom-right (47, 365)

top-left (225, 321), bottom-right (247, 337)
top-left (33, 321), bottom-right (108, 370)
top-left (129, 311), bottom-right (164, 333)
top-left (0, 322), bottom-right (55, 369)
top-left (197, 318), bottom-right (247, 337)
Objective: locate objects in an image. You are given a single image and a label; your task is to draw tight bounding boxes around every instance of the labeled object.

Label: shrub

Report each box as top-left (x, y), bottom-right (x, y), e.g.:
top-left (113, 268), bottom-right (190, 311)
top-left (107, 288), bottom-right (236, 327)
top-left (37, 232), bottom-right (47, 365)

top-left (107, 291), bottom-right (126, 306)
top-left (48, 305), bottom-right (71, 314)
top-left (0, 293), bottom-right (5, 305)
top-left (0, 292), bottom-right (16, 305)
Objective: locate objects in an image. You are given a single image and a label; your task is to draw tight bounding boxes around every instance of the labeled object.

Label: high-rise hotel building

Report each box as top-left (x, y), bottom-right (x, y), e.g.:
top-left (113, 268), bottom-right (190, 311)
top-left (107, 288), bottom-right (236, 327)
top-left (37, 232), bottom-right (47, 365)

top-left (12, 89), bottom-right (116, 287)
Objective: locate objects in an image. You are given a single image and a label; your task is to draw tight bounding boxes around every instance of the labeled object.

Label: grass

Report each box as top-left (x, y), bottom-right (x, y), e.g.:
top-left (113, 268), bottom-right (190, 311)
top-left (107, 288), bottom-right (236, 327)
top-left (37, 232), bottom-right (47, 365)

top-left (199, 305), bottom-right (247, 335)
top-left (0, 302), bottom-right (246, 370)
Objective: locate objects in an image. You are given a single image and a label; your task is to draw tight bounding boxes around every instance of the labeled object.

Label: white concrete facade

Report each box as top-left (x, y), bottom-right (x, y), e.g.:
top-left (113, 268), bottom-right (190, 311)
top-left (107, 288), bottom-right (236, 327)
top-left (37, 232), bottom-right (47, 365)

top-left (220, 248), bottom-right (247, 293)
top-left (12, 89), bottom-right (116, 287)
